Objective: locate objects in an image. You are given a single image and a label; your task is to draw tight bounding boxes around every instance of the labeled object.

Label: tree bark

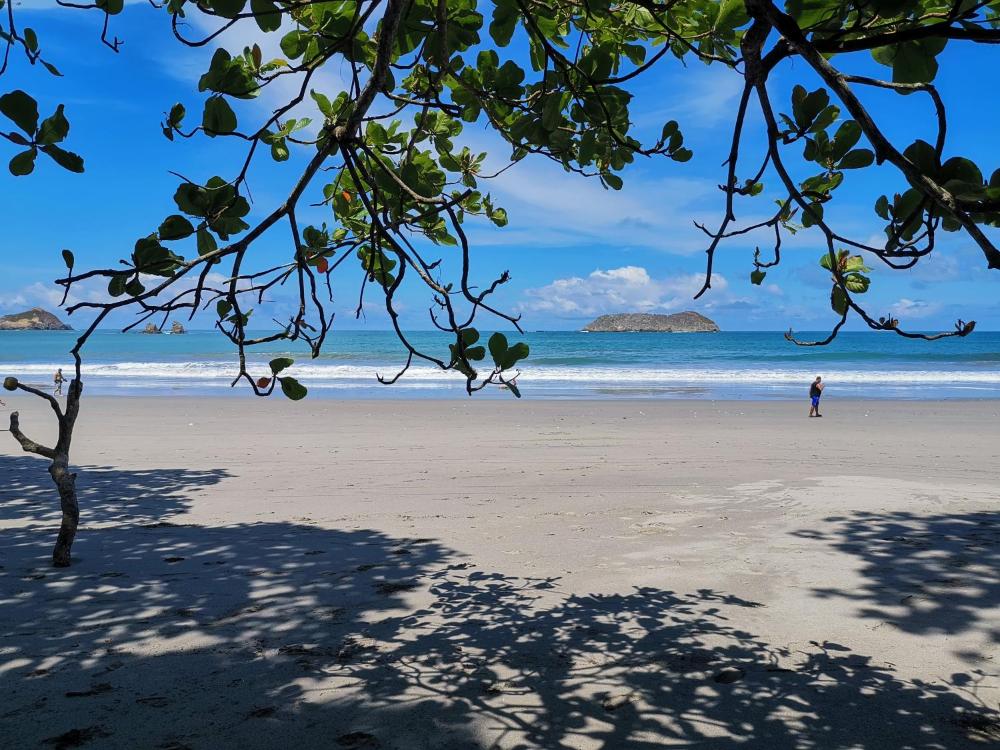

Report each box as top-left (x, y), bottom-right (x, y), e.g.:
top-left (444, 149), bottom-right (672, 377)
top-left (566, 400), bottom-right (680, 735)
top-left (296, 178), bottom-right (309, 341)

top-left (49, 460), bottom-right (79, 568)
top-left (6, 376), bottom-right (83, 567)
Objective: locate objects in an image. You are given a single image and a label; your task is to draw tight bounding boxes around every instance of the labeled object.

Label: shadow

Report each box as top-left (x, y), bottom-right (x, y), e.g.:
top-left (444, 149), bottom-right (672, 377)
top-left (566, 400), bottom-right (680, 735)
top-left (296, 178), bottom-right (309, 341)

top-left (0, 454), bottom-right (229, 526)
top-left (1, 466), bottom-right (997, 748)
top-left (795, 511), bottom-right (1000, 637)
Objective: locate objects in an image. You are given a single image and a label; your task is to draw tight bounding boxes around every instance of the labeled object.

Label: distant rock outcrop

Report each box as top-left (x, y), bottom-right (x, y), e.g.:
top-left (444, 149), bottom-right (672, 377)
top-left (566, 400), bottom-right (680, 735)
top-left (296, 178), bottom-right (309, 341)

top-left (582, 311), bottom-right (720, 333)
top-left (142, 323), bottom-right (162, 335)
top-left (170, 321), bottom-right (186, 334)
top-left (0, 307), bottom-right (71, 331)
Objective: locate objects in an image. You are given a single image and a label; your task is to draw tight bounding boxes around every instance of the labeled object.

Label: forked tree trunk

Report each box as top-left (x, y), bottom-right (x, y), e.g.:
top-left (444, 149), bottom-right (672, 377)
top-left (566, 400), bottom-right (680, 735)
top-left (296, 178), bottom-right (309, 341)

top-left (5, 376), bottom-right (83, 567)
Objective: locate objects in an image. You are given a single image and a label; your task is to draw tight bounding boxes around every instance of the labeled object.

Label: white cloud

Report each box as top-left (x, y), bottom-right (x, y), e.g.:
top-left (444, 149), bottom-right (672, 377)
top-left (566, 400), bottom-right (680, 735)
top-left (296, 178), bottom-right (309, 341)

top-left (632, 64), bottom-right (747, 130)
top-left (457, 138), bottom-right (723, 252)
top-left (520, 265), bottom-right (727, 318)
top-left (0, 282), bottom-right (78, 312)
top-left (890, 298), bottom-right (941, 319)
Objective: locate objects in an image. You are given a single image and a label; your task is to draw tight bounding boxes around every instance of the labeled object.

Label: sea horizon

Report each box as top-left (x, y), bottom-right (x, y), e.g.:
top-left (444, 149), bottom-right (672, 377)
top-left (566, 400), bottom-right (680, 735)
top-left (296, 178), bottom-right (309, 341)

top-left (3, 329), bottom-right (999, 400)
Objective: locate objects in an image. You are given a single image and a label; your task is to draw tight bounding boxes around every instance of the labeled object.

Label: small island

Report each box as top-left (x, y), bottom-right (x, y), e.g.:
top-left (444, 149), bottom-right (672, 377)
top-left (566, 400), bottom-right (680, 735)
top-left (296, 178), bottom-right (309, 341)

top-left (582, 311), bottom-right (719, 333)
top-left (0, 307), bottom-right (72, 331)
top-left (170, 321), bottom-right (186, 334)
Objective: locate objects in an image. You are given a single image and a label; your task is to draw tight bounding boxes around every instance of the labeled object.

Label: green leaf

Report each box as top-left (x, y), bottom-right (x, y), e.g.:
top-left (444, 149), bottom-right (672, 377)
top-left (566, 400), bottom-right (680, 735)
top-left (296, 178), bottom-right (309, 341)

top-left (842, 255), bottom-right (870, 273)
top-left (801, 202), bottom-right (824, 227)
top-left (280, 29), bottom-right (309, 59)
top-left (61, 249), bottom-right (74, 269)
top-left (844, 273), bottom-right (871, 294)
top-left (169, 102), bottom-right (186, 127)
top-left (0, 90), bottom-right (39, 135)
top-left (96, 0), bottom-right (124, 13)
top-left (269, 357), bottom-right (294, 374)
top-left (203, 95), bottom-right (237, 135)
top-left (488, 332), bottom-right (528, 370)
top-left (250, 0), bottom-right (281, 32)
top-left (40, 144), bottom-right (84, 172)
top-left (158, 214), bottom-right (195, 241)
top-left (715, 0), bottom-right (748, 30)
top-left (197, 228), bottom-right (218, 257)
top-left (216, 300), bottom-right (232, 319)
top-left (875, 195), bottom-right (890, 220)
top-left (809, 105), bottom-right (840, 134)
top-left (903, 139), bottom-right (937, 175)
top-left (750, 269), bottom-right (766, 285)
top-left (792, 87), bottom-right (829, 129)
top-left (209, 0), bottom-right (246, 18)
top-left (310, 90), bottom-right (333, 118)
top-left (839, 149), bottom-right (875, 170)
top-left (787, 0), bottom-right (840, 28)
top-left (829, 120), bottom-right (862, 162)
top-left (108, 274), bottom-right (128, 298)
top-left (37, 104), bottom-right (69, 145)
top-left (831, 285), bottom-right (849, 315)
top-left (489, 0), bottom-right (518, 46)
top-left (488, 331), bottom-right (509, 365)
top-left (271, 138), bottom-right (289, 161)
top-left (278, 376), bottom-right (307, 400)
top-left (8, 148), bottom-right (36, 176)
top-left (125, 277), bottom-right (146, 297)
top-left (603, 173), bottom-right (623, 190)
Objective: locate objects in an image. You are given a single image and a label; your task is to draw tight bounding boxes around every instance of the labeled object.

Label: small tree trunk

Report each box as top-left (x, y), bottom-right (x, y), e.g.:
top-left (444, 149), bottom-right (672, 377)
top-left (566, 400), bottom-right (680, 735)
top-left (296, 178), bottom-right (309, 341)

top-left (5, 375), bottom-right (83, 567)
top-left (49, 460), bottom-right (79, 568)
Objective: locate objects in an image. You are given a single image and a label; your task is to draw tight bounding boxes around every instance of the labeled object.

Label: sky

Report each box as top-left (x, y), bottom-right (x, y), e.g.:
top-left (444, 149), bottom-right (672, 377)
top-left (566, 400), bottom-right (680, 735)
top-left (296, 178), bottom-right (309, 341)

top-left (3, 4), bottom-right (999, 335)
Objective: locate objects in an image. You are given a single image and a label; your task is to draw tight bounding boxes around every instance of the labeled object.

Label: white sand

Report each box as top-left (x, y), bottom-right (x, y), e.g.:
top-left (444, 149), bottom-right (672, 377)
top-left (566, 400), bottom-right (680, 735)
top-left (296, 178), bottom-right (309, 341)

top-left (1, 396), bottom-right (998, 748)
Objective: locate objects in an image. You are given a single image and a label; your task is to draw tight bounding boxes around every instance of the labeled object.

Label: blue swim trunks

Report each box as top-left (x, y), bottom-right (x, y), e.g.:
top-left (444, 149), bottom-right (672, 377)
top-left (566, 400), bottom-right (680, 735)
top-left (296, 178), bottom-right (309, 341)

top-left (811, 395), bottom-right (821, 407)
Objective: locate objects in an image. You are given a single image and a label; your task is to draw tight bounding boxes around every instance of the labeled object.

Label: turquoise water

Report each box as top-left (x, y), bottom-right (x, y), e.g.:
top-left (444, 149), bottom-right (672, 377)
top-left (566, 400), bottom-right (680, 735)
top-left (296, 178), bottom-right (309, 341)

top-left (1, 329), bottom-right (999, 399)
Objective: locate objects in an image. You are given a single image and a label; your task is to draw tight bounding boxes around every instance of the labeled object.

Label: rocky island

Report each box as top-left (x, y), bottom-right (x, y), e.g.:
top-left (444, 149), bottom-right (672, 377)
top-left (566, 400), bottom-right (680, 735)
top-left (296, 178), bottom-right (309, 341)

top-left (0, 307), bottom-right (72, 331)
top-left (583, 311), bottom-right (719, 333)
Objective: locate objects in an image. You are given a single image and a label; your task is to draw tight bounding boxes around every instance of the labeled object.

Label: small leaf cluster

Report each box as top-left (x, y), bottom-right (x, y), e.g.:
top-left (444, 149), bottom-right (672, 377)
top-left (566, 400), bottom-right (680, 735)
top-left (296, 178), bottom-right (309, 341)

top-left (820, 250), bottom-right (872, 315)
top-left (780, 86), bottom-right (874, 228)
top-left (0, 91), bottom-right (83, 175)
top-left (255, 357), bottom-right (307, 401)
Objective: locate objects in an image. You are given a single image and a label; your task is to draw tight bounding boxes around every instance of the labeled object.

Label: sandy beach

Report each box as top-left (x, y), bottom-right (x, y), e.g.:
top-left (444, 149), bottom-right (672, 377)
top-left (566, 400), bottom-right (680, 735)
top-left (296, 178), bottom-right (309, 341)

top-left (1, 396), bottom-right (997, 748)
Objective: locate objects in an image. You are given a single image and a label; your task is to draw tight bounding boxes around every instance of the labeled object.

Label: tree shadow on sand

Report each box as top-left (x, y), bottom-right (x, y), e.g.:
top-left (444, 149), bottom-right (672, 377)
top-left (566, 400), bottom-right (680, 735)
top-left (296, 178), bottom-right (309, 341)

top-left (794, 510), bottom-right (1000, 638)
top-left (0, 454), bottom-right (229, 527)
top-left (1, 465), bottom-right (997, 749)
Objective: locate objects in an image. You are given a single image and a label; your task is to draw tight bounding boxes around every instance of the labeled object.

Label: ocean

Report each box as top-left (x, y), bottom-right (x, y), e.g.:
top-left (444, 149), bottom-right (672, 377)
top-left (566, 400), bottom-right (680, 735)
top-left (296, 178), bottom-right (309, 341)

top-left (1, 329), bottom-right (999, 400)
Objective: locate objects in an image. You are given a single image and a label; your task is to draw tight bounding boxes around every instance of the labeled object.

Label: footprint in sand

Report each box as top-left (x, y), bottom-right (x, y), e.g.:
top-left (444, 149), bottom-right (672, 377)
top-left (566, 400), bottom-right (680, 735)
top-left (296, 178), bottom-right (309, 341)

top-left (65, 683), bottom-right (113, 698)
top-left (136, 695), bottom-right (170, 708)
top-left (43, 726), bottom-right (111, 749)
top-left (336, 732), bottom-right (380, 748)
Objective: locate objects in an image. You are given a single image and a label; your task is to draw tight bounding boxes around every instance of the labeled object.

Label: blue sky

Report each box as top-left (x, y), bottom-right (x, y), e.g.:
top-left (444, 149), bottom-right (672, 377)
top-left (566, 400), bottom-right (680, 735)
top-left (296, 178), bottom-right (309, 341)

top-left (2, 4), bottom-right (999, 334)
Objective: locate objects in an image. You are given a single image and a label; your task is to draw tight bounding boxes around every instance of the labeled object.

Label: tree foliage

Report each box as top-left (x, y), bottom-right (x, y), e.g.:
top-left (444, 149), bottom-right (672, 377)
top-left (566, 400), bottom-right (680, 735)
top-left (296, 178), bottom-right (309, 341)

top-left (4, 0), bottom-right (998, 397)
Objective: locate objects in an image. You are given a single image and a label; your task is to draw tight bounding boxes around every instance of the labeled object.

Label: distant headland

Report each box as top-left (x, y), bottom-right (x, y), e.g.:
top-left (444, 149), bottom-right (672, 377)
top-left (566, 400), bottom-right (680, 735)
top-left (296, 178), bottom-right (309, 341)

top-left (0, 308), bottom-right (72, 331)
top-left (582, 311), bottom-right (719, 333)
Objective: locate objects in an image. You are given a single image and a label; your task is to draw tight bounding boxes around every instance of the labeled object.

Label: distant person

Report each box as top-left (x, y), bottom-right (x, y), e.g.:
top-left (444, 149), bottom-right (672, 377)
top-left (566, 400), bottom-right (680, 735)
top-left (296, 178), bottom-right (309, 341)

top-left (809, 376), bottom-right (824, 418)
top-left (54, 368), bottom-right (65, 396)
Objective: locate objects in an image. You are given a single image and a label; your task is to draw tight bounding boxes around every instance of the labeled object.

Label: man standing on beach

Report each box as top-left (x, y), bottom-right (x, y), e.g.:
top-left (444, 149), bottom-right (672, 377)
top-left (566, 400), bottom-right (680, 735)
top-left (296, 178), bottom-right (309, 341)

top-left (809, 376), bottom-right (824, 418)
top-left (54, 368), bottom-right (65, 396)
